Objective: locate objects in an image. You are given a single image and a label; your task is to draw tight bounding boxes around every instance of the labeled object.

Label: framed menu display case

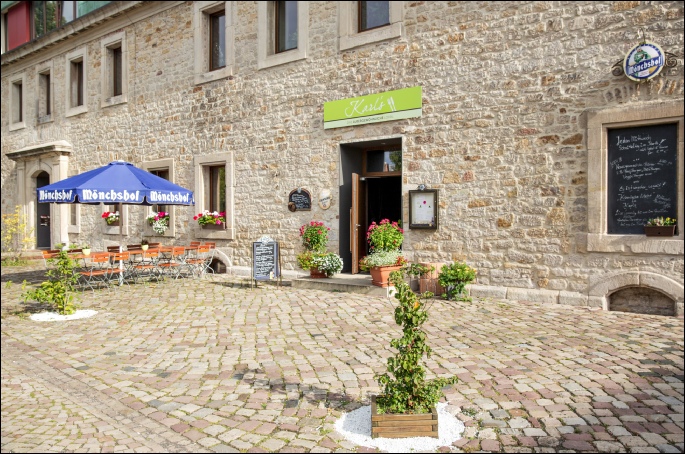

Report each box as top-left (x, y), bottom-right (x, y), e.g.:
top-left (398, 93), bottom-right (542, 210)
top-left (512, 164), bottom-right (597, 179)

top-left (409, 189), bottom-right (438, 229)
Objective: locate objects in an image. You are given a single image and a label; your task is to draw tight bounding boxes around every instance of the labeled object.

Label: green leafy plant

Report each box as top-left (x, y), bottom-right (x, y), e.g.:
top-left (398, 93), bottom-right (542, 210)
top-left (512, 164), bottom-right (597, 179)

top-left (645, 216), bottom-right (676, 226)
top-left (438, 261), bottom-right (477, 301)
top-left (359, 250), bottom-right (406, 271)
top-left (406, 263), bottom-right (434, 279)
top-left (299, 221), bottom-right (330, 252)
top-left (22, 250), bottom-right (80, 315)
top-left (375, 269), bottom-right (457, 414)
top-left (194, 210), bottom-right (226, 226)
top-left (141, 239), bottom-right (149, 246)
top-left (1, 205), bottom-right (34, 265)
top-left (297, 250), bottom-right (323, 270)
top-left (311, 252), bottom-right (343, 276)
top-left (367, 219), bottom-right (404, 252)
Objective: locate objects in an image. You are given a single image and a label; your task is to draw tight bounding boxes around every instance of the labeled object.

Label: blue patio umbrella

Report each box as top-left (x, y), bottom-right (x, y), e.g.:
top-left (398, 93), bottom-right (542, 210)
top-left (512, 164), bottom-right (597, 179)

top-left (37, 160), bottom-right (195, 284)
top-left (37, 160), bottom-right (194, 205)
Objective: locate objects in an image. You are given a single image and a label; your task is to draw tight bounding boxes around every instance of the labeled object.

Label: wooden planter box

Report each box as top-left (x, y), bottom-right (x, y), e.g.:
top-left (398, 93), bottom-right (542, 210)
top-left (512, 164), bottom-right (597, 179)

top-left (644, 225), bottom-right (676, 237)
top-left (202, 223), bottom-right (225, 230)
top-left (106, 220), bottom-right (120, 227)
top-left (371, 395), bottom-right (438, 439)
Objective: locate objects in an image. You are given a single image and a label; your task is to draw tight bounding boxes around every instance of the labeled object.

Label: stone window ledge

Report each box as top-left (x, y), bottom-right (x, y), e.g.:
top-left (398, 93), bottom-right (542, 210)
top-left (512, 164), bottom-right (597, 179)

top-left (585, 233), bottom-right (683, 255)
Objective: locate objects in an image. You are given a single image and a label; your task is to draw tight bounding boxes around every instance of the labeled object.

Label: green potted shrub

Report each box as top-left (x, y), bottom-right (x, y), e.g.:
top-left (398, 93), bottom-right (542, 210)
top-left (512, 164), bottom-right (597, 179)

top-left (22, 250), bottom-right (80, 315)
top-left (437, 261), bottom-right (477, 301)
top-left (311, 252), bottom-right (343, 277)
top-left (296, 221), bottom-right (332, 278)
top-left (371, 269), bottom-right (457, 438)
top-left (361, 219), bottom-right (405, 287)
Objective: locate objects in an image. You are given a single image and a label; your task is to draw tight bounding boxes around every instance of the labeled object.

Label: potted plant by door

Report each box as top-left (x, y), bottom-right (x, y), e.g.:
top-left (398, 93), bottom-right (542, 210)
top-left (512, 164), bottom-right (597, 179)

top-left (296, 221), bottom-right (331, 278)
top-left (371, 269), bottom-right (457, 438)
top-left (362, 219), bottom-right (405, 287)
top-left (644, 217), bottom-right (676, 237)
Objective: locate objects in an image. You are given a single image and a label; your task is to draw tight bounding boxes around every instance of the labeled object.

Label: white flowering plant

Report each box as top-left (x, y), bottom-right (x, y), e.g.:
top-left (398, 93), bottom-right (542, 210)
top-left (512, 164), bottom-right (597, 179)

top-left (147, 211), bottom-right (170, 235)
top-left (311, 252), bottom-right (343, 277)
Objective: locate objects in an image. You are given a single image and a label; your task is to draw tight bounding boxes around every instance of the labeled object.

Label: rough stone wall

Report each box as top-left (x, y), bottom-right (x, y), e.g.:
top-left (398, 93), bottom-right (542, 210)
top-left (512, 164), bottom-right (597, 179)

top-left (1, 1), bottom-right (683, 302)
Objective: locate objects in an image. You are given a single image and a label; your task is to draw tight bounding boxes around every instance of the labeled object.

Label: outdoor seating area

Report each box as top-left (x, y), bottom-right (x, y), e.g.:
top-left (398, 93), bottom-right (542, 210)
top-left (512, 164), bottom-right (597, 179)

top-left (43, 243), bottom-right (216, 292)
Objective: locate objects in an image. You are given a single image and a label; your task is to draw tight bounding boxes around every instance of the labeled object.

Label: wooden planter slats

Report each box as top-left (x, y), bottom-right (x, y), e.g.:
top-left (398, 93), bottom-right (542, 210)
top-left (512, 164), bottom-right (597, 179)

top-left (371, 395), bottom-right (438, 439)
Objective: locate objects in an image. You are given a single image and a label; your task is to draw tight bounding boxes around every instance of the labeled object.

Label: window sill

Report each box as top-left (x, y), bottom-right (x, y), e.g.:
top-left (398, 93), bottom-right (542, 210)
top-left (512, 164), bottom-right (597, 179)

top-left (66, 105), bottom-right (88, 118)
top-left (9, 121), bottom-right (26, 131)
top-left (195, 226), bottom-right (235, 241)
top-left (102, 94), bottom-right (128, 109)
top-left (340, 22), bottom-right (402, 51)
top-left (258, 47), bottom-right (306, 70)
top-left (586, 233), bottom-right (684, 255)
top-left (37, 114), bottom-right (53, 125)
top-left (194, 66), bottom-right (231, 86)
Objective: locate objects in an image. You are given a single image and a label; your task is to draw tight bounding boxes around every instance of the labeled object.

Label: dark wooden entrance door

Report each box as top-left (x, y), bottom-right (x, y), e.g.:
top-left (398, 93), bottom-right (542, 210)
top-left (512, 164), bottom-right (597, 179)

top-left (36, 172), bottom-right (51, 249)
top-left (351, 173), bottom-right (367, 274)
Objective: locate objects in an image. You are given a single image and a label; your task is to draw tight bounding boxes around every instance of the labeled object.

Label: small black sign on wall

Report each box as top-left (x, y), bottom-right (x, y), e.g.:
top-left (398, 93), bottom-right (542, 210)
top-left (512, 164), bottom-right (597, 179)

top-left (288, 188), bottom-right (312, 212)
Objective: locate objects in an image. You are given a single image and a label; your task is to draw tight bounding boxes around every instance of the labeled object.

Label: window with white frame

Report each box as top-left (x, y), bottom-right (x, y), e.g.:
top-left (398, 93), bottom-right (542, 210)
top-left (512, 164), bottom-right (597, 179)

top-left (339, 0), bottom-right (403, 52)
top-left (141, 159), bottom-right (177, 237)
top-left (193, 1), bottom-right (234, 85)
top-left (37, 61), bottom-right (54, 123)
top-left (9, 73), bottom-right (26, 131)
top-left (101, 31), bottom-right (128, 107)
top-left (257, 1), bottom-right (308, 69)
top-left (194, 153), bottom-right (234, 239)
top-left (65, 47), bottom-right (87, 117)
top-left (585, 102), bottom-right (684, 253)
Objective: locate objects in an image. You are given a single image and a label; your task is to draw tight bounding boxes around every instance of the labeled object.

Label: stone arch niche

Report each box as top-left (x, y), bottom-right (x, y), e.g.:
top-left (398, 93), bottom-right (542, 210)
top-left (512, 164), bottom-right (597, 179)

top-left (588, 271), bottom-right (683, 317)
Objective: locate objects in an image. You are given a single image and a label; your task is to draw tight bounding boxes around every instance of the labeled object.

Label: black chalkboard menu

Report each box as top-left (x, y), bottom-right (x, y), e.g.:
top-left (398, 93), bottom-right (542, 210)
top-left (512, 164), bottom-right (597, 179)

top-left (288, 189), bottom-right (311, 211)
top-left (607, 123), bottom-right (678, 234)
top-left (252, 240), bottom-right (280, 281)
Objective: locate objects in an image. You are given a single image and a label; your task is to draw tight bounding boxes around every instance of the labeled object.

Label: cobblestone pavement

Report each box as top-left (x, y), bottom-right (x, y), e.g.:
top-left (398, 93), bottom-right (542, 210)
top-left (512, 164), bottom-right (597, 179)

top-left (1, 263), bottom-right (683, 453)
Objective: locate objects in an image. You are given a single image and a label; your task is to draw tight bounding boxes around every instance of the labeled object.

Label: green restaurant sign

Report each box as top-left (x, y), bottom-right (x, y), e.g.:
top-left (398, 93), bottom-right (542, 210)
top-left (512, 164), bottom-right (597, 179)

top-left (324, 86), bottom-right (422, 129)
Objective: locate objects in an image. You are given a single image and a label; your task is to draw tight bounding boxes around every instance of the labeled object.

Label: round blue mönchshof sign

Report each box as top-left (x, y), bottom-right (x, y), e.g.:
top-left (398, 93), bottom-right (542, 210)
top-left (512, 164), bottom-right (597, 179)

top-left (623, 41), bottom-right (665, 82)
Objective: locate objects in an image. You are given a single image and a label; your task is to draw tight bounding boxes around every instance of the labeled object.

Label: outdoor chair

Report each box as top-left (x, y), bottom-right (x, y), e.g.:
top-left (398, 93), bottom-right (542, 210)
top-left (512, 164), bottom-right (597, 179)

top-left (184, 245), bottom-right (215, 279)
top-left (77, 253), bottom-right (112, 292)
top-left (41, 250), bottom-right (60, 269)
top-left (130, 249), bottom-right (162, 283)
top-left (108, 251), bottom-right (134, 287)
top-left (157, 247), bottom-right (187, 280)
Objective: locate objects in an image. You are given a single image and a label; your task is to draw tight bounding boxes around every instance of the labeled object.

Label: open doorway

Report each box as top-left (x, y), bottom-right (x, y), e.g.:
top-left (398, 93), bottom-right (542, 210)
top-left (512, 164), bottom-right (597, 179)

top-left (339, 138), bottom-right (402, 273)
top-left (36, 171), bottom-right (51, 249)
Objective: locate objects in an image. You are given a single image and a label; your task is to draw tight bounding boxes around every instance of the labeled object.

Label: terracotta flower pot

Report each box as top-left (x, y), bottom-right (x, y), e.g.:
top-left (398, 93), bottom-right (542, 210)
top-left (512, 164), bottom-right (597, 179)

top-left (369, 265), bottom-right (403, 287)
top-left (310, 267), bottom-right (327, 278)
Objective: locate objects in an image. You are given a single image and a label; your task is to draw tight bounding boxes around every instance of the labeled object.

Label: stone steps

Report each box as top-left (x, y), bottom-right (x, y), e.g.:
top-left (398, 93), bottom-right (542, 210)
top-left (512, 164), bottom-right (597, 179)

top-left (291, 273), bottom-right (393, 297)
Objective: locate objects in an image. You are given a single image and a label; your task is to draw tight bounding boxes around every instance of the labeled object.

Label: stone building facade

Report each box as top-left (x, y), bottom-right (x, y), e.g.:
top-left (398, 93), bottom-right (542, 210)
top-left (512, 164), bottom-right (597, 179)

top-left (2, 1), bottom-right (683, 314)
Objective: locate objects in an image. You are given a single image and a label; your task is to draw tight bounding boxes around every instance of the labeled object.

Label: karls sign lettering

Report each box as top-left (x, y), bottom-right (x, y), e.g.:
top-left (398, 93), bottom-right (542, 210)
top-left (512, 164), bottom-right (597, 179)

top-left (623, 41), bottom-right (665, 82)
top-left (324, 86), bottom-right (422, 129)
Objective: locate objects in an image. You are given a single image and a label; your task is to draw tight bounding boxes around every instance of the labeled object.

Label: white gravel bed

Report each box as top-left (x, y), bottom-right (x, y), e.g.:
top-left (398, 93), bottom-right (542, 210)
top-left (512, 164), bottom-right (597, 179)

top-left (30, 310), bottom-right (98, 322)
top-left (334, 402), bottom-right (464, 453)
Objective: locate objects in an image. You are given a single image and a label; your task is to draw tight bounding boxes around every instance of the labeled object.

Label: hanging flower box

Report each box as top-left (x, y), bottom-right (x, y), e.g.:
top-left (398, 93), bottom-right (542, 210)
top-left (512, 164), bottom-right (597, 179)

top-left (202, 223), bottom-right (226, 230)
top-left (644, 225), bottom-right (676, 237)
